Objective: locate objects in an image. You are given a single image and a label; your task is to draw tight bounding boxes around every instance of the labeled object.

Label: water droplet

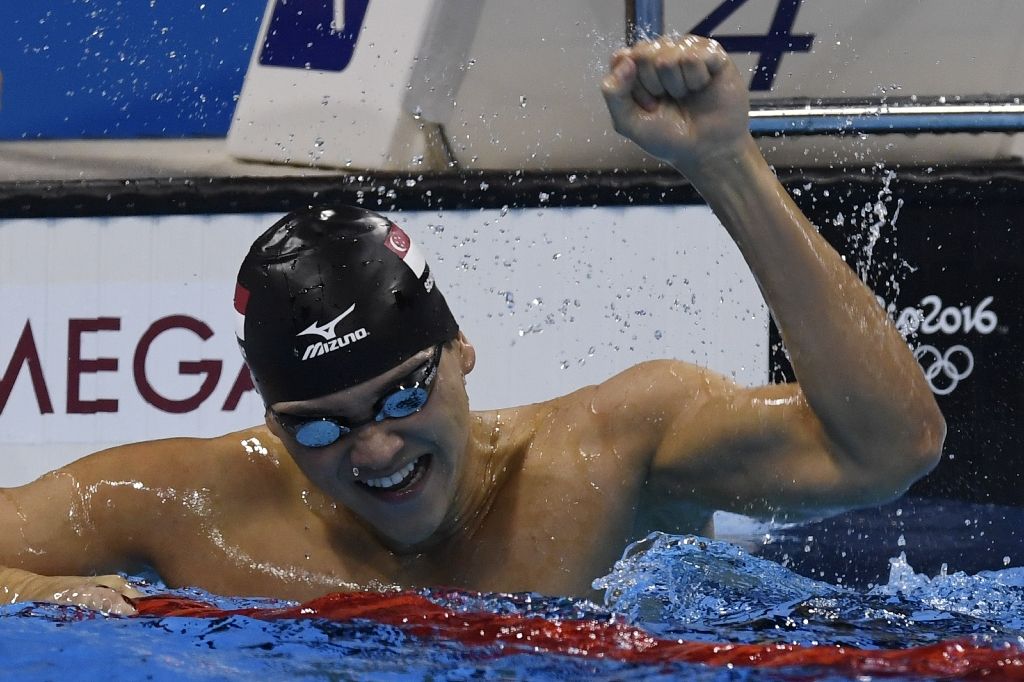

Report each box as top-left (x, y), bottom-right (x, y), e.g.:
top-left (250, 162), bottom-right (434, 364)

top-left (352, 467), bottom-right (360, 478)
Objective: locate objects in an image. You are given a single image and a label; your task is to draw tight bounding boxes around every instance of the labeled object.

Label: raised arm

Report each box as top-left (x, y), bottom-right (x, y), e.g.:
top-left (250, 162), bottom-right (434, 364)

top-left (598, 37), bottom-right (945, 518)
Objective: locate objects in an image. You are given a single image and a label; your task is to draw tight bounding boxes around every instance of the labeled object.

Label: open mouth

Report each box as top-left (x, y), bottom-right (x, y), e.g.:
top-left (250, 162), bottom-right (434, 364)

top-left (355, 454), bottom-right (431, 496)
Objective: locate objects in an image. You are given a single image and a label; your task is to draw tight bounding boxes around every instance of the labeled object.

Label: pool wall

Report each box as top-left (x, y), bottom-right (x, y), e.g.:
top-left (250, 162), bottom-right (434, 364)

top-left (0, 168), bottom-right (1020, 507)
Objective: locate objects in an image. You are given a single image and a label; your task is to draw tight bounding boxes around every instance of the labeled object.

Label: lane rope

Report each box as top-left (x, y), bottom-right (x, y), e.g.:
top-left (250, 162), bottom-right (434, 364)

top-left (131, 591), bottom-right (1024, 678)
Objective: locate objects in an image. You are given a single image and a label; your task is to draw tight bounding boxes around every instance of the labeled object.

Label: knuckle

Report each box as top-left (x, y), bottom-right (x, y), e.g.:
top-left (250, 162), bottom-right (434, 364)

top-left (98, 574), bottom-right (127, 588)
top-left (636, 41), bottom-right (656, 59)
top-left (680, 51), bottom-right (701, 67)
top-left (654, 55), bottom-right (674, 71)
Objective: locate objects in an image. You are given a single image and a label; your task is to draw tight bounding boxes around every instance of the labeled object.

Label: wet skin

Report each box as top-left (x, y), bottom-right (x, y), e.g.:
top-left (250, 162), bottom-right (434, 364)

top-left (0, 36), bottom-right (944, 606)
top-left (0, 337), bottom-right (708, 600)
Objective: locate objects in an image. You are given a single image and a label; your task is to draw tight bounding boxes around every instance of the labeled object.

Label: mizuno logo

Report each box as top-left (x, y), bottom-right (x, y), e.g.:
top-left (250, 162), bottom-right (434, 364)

top-left (296, 304), bottom-right (370, 362)
top-left (301, 328), bottom-right (370, 361)
top-left (297, 304), bottom-right (357, 340)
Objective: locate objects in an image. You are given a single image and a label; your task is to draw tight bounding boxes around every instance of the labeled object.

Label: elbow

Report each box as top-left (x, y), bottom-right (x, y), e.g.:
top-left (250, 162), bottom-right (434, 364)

top-left (847, 408), bottom-right (946, 508)
top-left (882, 408), bottom-right (947, 498)
top-left (911, 405), bottom-right (947, 479)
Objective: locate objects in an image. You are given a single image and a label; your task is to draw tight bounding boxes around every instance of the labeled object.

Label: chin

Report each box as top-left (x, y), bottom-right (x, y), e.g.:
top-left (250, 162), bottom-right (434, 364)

top-left (386, 523), bottom-right (441, 550)
top-left (366, 484), bottom-right (452, 550)
top-left (344, 447), bottom-right (461, 549)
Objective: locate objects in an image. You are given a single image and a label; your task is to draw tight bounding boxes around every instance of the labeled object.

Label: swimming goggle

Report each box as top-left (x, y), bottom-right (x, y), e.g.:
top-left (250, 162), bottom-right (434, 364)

top-left (272, 344), bottom-right (444, 448)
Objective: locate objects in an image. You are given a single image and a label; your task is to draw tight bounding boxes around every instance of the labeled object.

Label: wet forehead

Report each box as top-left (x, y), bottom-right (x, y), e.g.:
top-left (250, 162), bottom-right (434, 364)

top-left (272, 346), bottom-right (435, 415)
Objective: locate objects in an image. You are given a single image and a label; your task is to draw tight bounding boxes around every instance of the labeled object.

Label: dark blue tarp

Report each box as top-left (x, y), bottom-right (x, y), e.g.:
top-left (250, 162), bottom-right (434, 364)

top-left (0, 1), bottom-right (264, 139)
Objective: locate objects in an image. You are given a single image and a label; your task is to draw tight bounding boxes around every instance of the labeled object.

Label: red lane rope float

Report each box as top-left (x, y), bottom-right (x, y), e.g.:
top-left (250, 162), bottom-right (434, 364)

top-left (133, 591), bottom-right (1024, 679)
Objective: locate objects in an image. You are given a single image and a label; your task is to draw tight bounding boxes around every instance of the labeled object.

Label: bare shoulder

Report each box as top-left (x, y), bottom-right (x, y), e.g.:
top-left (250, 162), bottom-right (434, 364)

top-left (528, 359), bottom-right (730, 467)
top-left (0, 425), bottom-right (300, 576)
top-left (591, 359), bottom-right (730, 428)
top-left (65, 426), bottom-right (285, 483)
top-left (53, 425), bottom-right (303, 526)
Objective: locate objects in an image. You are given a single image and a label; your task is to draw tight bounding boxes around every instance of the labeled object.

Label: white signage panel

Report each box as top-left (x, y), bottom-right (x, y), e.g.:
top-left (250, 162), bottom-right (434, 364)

top-left (0, 206), bottom-right (766, 485)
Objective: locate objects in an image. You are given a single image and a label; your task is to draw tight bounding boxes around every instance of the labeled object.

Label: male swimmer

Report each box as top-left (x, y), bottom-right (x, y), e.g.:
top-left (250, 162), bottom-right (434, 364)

top-left (0, 37), bottom-right (943, 613)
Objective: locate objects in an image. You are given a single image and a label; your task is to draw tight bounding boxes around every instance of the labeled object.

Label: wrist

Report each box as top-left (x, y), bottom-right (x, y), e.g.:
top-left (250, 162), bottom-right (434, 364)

top-left (0, 566), bottom-right (43, 603)
top-left (668, 134), bottom-right (762, 184)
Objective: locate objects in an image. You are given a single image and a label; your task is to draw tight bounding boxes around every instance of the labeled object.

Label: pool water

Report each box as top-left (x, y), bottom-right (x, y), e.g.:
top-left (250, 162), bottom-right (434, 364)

top-left (3, 498), bottom-right (1022, 681)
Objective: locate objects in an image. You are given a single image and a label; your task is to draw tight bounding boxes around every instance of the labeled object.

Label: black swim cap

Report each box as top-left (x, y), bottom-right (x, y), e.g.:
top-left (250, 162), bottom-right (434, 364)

top-left (234, 206), bottom-right (459, 405)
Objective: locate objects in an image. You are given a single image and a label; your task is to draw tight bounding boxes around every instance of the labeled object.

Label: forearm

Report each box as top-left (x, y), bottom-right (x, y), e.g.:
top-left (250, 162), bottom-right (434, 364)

top-left (677, 136), bottom-right (944, 470)
top-left (0, 565), bottom-right (139, 613)
top-left (0, 565), bottom-right (56, 603)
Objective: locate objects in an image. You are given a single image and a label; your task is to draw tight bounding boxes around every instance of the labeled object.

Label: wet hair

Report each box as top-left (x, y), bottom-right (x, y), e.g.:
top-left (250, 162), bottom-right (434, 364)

top-left (234, 206), bottom-right (459, 405)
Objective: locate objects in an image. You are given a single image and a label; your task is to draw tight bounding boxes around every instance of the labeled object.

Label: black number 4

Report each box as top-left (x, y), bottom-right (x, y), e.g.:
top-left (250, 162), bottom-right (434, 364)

top-left (689, 0), bottom-right (814, 91)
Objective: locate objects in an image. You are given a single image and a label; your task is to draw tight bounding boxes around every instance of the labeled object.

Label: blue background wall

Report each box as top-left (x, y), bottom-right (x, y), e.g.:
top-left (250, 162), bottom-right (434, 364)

top-left (1, 1), bottom-right (264, 139)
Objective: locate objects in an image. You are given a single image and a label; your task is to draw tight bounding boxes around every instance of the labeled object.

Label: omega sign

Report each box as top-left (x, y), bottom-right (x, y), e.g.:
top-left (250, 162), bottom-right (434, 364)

top-left (0, 316), bottom-right (255, 415)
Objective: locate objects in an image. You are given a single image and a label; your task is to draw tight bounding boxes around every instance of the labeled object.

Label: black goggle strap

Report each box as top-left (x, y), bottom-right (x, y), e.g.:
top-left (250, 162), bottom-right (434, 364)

top-left (276, 343), bottom-right (445, 434)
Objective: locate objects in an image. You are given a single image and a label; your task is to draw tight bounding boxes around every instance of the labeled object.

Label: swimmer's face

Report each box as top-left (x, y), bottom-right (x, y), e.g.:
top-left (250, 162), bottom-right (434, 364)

top-left (266, 334), bottom-right (476, 548)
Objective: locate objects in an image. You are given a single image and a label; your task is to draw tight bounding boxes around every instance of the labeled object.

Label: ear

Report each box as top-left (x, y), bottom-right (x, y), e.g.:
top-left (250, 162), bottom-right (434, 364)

top-left (455, 331), bottom-right (476, 375)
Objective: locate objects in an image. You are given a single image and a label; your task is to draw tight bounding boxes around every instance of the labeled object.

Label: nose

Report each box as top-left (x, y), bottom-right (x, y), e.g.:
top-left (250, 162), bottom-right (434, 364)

top-left (348, 421), bottom-right (404, 472)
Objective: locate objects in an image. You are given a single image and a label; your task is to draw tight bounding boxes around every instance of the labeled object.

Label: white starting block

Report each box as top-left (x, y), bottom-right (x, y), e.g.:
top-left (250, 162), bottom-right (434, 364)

top-left (228, 0), bottom-right (1024, 172)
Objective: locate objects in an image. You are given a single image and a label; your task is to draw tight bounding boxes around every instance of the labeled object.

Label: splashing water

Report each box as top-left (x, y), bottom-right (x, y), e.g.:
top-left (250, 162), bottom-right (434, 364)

top-left (597, 532), bottom-right (1024, 648)
top-left (595, 534), bottom-right (839, 636)
top-left (844, 166), bottom-right (913, 307)
top-left (3, 522), bottom-right (1023, 680)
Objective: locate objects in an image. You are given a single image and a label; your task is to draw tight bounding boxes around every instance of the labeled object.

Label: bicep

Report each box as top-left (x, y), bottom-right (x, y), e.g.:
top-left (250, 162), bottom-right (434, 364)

top-left (0, 471), bottom-right (106, 575)
top-left (594, 361), bottom-right (891, 520)
top-left (0, 447), bottom-right (159, 576)
top-left (645, 372), bottom-right (888, 519)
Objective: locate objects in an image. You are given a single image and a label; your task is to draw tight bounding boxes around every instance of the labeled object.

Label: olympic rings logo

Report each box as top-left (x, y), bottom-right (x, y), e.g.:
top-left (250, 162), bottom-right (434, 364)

top-left (913, 344), bottom-right (974, 395)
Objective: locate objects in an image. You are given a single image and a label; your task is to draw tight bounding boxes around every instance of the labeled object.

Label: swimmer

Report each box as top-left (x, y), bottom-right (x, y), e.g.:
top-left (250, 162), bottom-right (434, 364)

top-left (0, 36), bottom-right (943, 612)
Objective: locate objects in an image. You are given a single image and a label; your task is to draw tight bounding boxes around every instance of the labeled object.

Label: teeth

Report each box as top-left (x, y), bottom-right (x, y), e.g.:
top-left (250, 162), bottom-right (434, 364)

top-left (361, 458), bottom-right (418, 490)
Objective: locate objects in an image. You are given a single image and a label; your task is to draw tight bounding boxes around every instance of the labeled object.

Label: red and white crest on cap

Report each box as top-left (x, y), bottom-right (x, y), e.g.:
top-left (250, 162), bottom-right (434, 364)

top-left (384, 223), bottom-right (426, 279)
top-left (234, 283), bottom-right (250, 341)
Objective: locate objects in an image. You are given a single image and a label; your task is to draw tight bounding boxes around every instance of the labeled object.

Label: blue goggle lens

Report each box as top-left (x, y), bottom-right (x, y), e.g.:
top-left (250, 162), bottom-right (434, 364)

top-left (280, 343), bottom-right (444, 448)
top-left (295, 419), bottom-right (344, 448)
top-left (377, 387), bottom-right (429, 419)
